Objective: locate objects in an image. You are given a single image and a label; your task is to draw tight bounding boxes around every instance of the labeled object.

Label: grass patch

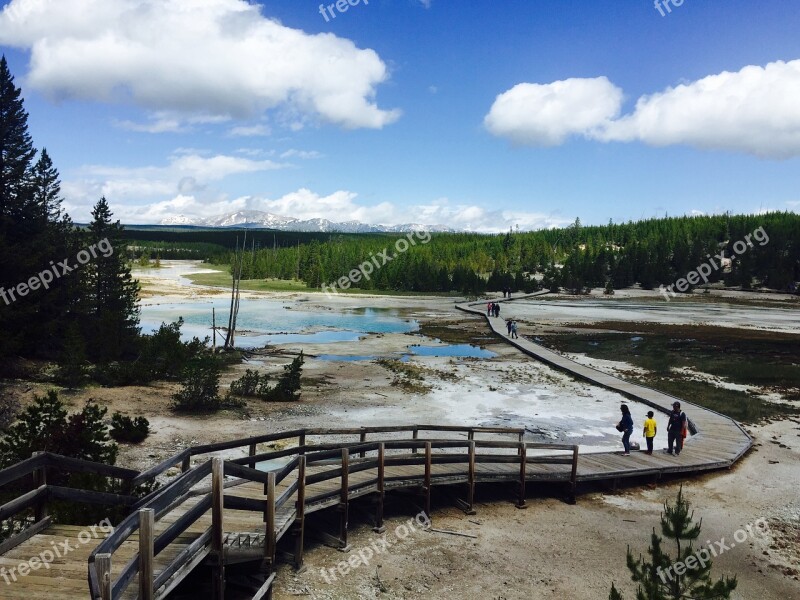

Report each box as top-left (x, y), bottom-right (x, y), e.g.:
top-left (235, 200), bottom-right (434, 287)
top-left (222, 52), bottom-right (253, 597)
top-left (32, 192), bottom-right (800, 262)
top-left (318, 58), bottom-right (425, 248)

top-left (418, 320), bottom-right (501, 346)
top-left (537, 323), bottom-right (800, 423)
top-left (186, 268), bottom-right (464, 297)
top-left (376, 358), bottom-right (433, 394)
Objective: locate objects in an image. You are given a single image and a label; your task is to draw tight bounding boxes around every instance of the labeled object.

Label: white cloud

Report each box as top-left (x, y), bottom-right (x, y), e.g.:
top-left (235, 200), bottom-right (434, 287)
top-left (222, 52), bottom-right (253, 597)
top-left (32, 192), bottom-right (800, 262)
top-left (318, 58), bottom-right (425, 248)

top-left (62, 151), bottom-right (290, 217)
top-left (484, 77), bottom-right (623, 146)
top-left (63, 183), bottom-right (569, 233)
top-left (280, 149), bottom-right (323, 160)
top-left (486, 59), bottom-right (800, 159)
top-left (0, 0), bottom-right (401, 129)
top-left (228, 124), bottom-right (271, 138)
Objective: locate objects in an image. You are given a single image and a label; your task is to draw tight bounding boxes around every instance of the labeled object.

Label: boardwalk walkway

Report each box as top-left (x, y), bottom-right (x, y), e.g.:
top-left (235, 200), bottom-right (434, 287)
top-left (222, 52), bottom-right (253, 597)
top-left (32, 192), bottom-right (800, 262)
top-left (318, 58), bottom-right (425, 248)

top-left (0, 294), bottom-right (752, 599)
top-left (456, 294), bottom-right (753, 477)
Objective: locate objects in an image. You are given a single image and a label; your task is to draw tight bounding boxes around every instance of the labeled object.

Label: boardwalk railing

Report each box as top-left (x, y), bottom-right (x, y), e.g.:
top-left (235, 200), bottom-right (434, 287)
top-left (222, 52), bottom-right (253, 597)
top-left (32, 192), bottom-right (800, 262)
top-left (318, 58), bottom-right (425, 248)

top-left (0, 452), bottom-right (139, 554)
top-left (85, 426), bottom-right (579, 600)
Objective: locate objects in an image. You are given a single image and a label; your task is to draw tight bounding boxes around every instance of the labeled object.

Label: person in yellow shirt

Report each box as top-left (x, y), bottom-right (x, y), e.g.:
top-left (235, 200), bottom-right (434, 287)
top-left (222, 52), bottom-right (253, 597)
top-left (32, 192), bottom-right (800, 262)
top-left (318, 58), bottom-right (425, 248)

top-left (643, 411), bottom-right (657, 455)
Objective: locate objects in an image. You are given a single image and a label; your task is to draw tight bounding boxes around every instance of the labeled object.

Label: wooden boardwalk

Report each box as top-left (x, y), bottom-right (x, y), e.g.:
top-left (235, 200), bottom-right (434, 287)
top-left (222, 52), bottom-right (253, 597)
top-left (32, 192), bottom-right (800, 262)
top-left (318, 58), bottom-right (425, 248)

top-left (0, 294), bottom-right (752, 599)
top-left (457, 295), bottom-right (753, 475)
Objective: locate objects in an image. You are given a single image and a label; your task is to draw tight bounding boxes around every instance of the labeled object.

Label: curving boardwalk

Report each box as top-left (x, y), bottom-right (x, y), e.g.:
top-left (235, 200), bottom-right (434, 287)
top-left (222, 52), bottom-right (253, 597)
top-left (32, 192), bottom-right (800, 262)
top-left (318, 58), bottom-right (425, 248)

top-left (0, 294), bottom-right (752, 599)
top-left (457, 294), bottom-right (753, 479)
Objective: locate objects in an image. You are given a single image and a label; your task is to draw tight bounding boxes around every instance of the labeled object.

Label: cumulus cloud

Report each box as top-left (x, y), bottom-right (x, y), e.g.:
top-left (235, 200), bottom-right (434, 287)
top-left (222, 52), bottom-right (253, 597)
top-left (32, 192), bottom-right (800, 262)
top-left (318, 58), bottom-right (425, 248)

top-left (62, 151), bottom-right (290, 213)
top-left (486, 59), bottom-right (800, 158)
top-left (484, 77), bottom-right (623, 146)
top-left (0, 0), bottom-right (401, 129)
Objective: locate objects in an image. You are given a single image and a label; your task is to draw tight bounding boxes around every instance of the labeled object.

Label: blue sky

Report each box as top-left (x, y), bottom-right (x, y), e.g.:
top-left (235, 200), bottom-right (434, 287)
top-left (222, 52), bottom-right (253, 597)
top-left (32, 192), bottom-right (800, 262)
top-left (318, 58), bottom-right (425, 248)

top-left (1, 0), bottom-right (799, 231)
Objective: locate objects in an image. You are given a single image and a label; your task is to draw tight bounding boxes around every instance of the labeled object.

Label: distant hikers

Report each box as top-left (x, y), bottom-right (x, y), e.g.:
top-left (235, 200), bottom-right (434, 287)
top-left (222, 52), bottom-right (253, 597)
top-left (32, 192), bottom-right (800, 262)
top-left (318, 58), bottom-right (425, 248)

top-left (511, 320), bottom-right (518, 339)
top-left (617, 404), bottom-right (634, 455)
top-left (487, 301), bottom-right (493, 316)
top-left (493, 303), bottom-right (500, 317)
top-left (643, 411), bottom-right (657, 455)
top-left (506, 319), bottom-right (513, 335)
top-left (666, 401), bottom-right (687, 455)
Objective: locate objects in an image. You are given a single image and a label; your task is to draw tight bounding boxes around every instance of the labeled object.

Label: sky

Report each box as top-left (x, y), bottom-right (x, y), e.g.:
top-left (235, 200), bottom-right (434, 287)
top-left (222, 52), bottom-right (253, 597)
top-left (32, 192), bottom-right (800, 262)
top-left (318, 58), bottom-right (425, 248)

top-left (1, 0), bottom-right (799, 232)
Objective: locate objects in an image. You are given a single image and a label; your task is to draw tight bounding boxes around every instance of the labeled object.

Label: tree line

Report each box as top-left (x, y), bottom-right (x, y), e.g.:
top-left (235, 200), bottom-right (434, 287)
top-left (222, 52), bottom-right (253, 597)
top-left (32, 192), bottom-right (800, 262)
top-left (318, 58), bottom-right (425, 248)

top-left (208, 214), bottom-right (799, 295)
top-left (0, 57), bottom-right (139, 371)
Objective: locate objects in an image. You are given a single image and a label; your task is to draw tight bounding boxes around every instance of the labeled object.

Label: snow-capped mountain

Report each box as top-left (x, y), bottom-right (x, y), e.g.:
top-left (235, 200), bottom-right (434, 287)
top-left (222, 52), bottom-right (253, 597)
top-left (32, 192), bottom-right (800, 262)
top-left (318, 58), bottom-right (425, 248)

top-left (159, 210), bottom-right (456, 233)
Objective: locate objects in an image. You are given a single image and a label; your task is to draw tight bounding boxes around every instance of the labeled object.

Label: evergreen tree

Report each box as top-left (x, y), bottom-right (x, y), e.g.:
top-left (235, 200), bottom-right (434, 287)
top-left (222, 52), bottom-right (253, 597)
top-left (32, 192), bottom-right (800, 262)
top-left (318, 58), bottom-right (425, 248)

top-left (611, 487), bottom-right (737, 600)
top-left (0, 55), bottom-right (36, 221)
top-left (84, 197), bottom-right (140, 361)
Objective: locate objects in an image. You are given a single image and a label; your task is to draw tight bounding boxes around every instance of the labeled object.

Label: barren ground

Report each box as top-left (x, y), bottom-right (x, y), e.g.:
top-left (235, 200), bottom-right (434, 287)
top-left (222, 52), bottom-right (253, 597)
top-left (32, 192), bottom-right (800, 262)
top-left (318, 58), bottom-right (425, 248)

top-left (4, 263), bottom-right (798, 599)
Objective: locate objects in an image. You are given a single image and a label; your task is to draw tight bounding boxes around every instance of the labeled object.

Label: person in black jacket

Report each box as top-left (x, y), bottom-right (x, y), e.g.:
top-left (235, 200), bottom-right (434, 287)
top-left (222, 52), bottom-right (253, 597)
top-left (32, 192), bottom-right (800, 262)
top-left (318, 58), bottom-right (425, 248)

top-left (618, 404), bottom-right (634, 456)
top-left (666, 401), bottom-right (687, 455)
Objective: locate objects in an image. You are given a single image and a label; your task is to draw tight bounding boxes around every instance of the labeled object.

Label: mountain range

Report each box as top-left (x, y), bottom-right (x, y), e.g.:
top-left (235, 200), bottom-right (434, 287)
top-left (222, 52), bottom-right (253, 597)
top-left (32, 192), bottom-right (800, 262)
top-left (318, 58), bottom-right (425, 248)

top-left (159, 210), bottom-right (456, 233)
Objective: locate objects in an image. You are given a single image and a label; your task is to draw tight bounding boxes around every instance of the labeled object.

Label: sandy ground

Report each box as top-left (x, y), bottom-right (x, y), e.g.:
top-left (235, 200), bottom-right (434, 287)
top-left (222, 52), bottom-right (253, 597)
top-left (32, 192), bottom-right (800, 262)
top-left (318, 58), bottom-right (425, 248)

top-left (5, 261), bottom-right (799, 598)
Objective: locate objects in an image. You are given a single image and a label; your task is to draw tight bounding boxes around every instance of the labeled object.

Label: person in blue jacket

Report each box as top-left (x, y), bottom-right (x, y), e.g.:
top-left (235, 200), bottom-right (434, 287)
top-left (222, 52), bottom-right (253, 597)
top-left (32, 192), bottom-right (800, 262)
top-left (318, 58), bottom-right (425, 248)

top-left (618, 404), bottom-right (634, 455)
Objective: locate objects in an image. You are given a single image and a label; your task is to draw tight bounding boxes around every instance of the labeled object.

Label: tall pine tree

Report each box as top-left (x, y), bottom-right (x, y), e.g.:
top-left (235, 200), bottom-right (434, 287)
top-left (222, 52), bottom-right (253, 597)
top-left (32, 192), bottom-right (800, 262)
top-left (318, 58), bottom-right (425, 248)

top-left (84, 197), bottom-right (140, 362)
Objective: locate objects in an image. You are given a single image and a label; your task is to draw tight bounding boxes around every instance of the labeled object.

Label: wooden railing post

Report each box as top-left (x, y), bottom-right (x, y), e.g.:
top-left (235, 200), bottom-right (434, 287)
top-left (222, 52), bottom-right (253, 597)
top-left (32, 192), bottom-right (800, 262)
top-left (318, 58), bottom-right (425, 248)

top-left (31, 451), bottom-right (47, 521)
top-left (374, 443), bottom-right (385, 533)
top-left (412, 427), bottom-right (419, 454)
top-left (248, 443), bottom-right (257, 468)
top-left (265, 472), bottom-right (276, 566)
top-left (516, 443), bottom-right (527, 509)
top-left (96, 553), bottom-right (112, 600)
top-left (568, 446), bottom-right (579, 505)
top-left (466, 441), bottom-right (476, 513)
top-left (293, 456), bottom-right (306, 569)
top-left (298, 432), bottom-right (306, 455)
top-left (211, 457), bottom-right (225, 599)
top-left (138, 508), bottom-right (155, 600)
top-left (339, 448), bottom-right (349, 547)
top-left (181, 454), bottom-right (191, 472)
top-left (359, 429), bottom-right (367, 458)
top-left (423, 442), bottom-right (432, 518)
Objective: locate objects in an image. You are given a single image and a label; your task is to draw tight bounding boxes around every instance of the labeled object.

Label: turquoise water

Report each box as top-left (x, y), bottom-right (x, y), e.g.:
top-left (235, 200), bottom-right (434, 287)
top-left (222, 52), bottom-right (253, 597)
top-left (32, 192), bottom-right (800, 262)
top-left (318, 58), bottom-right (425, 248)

top-left (140, 298), bottom-right (418, 348)
top-left (407, 344), bottom-right (497, 358)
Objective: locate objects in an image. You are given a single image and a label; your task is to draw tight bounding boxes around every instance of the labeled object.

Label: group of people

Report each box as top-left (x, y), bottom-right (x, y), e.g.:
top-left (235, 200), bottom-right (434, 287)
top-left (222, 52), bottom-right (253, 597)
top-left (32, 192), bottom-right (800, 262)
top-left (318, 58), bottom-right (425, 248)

top-left (617, 402), bottom-right (687, 456)
top-left (505, 319), bottom-right (518, 338)
top-left (487, 302), bottom-right (501, 317)
top-left (501, 288), bottom-right (513, 298)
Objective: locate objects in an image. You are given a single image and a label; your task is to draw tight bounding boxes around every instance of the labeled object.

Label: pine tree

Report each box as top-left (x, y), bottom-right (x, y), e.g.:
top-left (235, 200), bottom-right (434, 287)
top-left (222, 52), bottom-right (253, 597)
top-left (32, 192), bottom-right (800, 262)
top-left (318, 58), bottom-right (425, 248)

top-left (611, 487), bottom-right (737, 599)
top-left (0, 55), bottom-right (36, 221)
top-left (84, 197), bottom-right (141, 361)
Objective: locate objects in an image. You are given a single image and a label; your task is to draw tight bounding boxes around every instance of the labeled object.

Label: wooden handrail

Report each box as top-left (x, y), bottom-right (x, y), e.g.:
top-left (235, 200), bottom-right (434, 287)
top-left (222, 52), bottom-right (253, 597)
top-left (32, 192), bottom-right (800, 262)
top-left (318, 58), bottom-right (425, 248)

top-left (83, 427), bottom-right (579, 599)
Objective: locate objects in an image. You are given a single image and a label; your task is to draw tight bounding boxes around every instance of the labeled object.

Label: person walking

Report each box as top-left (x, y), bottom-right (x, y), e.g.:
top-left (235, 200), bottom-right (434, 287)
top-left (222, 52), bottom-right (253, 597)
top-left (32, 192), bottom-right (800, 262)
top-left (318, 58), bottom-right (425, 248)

top-left (494, 303), bottom-right (500, 318)
top-left (511, 320), bottom-right (518, 339)
top-left (617, 404), bottom-right (634, 455)
top-left (487, 301), bottom-right (492, 316)
top-left (643, 411), bottom-right (657, 455)
top-left (666, 401), bottom-right (687, 455)
top-left (506, 319), bottom-right (513, 335)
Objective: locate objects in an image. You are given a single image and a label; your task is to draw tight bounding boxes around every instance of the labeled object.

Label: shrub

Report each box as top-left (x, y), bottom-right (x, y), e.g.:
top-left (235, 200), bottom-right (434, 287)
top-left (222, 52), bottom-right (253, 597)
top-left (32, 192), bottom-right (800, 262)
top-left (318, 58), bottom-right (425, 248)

top-left (110, 413), bottom-right (150, 444)
top-left (172, 354), bottom-right (222, 412)
top-left (94, 318), bottom-right (208, 386)
top-left (229, 369), bottom-right (267, 398)
top-left (226, 354), bottom-right (304, 402)
top-left (263, 352), bottom-right (304, 402)
top-left (0, 391), bottom-right (117, 467)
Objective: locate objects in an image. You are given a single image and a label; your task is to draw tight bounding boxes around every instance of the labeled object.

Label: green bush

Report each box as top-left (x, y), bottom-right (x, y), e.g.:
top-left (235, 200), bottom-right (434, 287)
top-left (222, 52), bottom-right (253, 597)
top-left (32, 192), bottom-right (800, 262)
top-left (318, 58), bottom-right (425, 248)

top-left (229, 369), bottom-right (267, 398)
top-left (95, 318), bottom-right (208, 386)
top-left (227, 353), bottom-right (304, 402)
top-left (110, 413), bottom-right (150, 444)
top-left (172, 354), bottom-right (222, 412)
top-left (263, 352), bottom-right (304, 402)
